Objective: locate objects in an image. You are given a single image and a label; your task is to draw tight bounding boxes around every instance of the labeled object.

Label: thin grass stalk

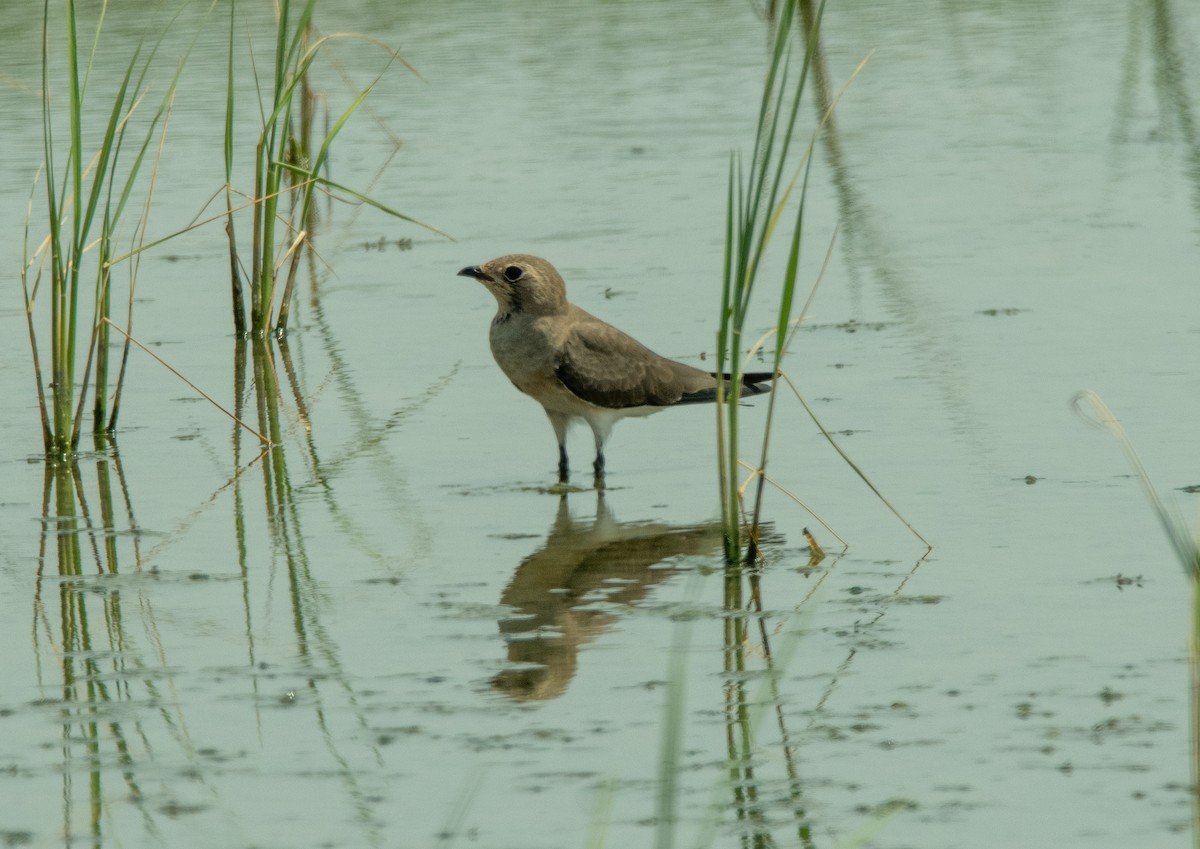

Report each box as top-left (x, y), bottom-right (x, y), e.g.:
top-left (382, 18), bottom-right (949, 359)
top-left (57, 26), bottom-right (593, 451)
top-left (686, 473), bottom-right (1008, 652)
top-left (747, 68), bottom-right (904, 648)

top-left (227, 217), bottom-right (248, 334)
top-left (42, 2), bottom-right (67, 456)
top-left (746, 154), bottom-right (817, 548)
top-left (85, 136), bottom-right (136, 439)
top-left (274, 230), bottom-right (308, 332)
top-left (21, 249), bottom-right (54, 450)
top-left (225, 2), bottom-right (247, 334)
top-left (264, 108), bottom-right (294, 316)
top-left (110, 84), bottom-right (182, 432)
top-left (107, 253), bottom-right (134, 434)
top-left (110, 184), bottom-right (314, 268)
top-left (278, 164), bottom-right (451, 237)
top-left (47, 12), bottom-right (79, 456)
top-left (93, 230), bottom-right (111, 434)
top-left (720, 37), bottom-right (787, 486)
top-left (64, 0), bottom-right (83, 302)
top-left (92, 76), bottom-right (182, 438)
top-left (273, 0), bottom-right (291, 104)
top-left (70, 249), bottom-right (103, 450)
top-left (250, 136), bottom-right (264, 329)
top-left (256, 137), bottom-right (282, 331)
top-left (62, 0), bottom-right (89, 454)
top-left (102, 318), bottom-right (268, 445)
top-left (717, 156), bottom-right (738, 559)
top-left (298, 23), bottom-right (316, 231)
top-left (720, 154), bottom-right (751, 554)
top-left (1072, 391), bottom-right (1199, 575)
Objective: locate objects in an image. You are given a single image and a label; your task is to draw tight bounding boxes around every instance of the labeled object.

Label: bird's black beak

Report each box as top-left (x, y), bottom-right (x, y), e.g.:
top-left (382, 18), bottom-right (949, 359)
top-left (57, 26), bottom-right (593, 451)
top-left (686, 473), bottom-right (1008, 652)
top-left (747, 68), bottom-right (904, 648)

top-left (457, 265), bottom-right (485, 280)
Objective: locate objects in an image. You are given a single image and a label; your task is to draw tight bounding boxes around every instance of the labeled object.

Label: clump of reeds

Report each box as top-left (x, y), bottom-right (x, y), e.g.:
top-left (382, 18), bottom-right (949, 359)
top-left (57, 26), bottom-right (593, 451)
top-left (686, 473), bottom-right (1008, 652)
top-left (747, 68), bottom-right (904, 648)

top-left (222, 0), bottom-right (445, 338)
top-left (21, 0), bottom-right (191, 460)
top-left (715, 0), bottom-right (826, 562)
top-left (22, 0), bottom-right (445, 460)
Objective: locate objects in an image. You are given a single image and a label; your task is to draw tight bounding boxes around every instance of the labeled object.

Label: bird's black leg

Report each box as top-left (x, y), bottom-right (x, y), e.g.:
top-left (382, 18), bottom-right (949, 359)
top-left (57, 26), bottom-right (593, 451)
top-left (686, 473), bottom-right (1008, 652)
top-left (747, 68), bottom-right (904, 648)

top-left (546, 411), bottom-right (571, 485)
top-left (587, 422), bottom-right (611, 490)
top-left (557, 443), bottom-right (570, 484)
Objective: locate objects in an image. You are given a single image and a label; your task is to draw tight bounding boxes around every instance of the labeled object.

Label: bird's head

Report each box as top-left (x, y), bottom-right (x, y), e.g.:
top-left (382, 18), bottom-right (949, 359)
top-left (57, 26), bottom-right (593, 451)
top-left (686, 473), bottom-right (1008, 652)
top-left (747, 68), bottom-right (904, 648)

top-left (457, 254), bottom-right (568, 318)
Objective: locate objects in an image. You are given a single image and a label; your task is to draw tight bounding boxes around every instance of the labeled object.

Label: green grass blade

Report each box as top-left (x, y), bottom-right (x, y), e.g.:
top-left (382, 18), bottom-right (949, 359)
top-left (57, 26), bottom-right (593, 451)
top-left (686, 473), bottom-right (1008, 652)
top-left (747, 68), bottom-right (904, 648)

top-left (717, 154), bottom-right (738, 554)
top-left (275, 163), bottom-right (453, 239)
top-left (225, 1), bottom-right (236, 184)
top-left (1072, 390), bottom-right (1200, 576)
top-left (272, 0), bottom-right (292, 108)
top-left (21, 177), bottom-right (54, 451)
top-left (79, 48), bottom-right (141, 242)
top-left (281, 0), bottom-right (319, 85)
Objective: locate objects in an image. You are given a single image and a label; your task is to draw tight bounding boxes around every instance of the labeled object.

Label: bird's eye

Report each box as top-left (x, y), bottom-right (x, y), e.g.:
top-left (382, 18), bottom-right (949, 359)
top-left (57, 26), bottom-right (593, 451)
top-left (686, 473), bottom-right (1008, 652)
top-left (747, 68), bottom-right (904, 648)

top-left (503, 266), bottom-right (523, 282)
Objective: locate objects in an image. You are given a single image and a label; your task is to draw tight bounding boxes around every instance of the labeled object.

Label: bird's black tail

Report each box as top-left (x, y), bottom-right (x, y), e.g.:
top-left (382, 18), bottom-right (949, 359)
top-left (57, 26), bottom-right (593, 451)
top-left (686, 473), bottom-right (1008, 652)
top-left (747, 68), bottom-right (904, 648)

top-left (676, 371), bottom-right (776, 405)
top-left (726, 371), bottom-right (775, 396)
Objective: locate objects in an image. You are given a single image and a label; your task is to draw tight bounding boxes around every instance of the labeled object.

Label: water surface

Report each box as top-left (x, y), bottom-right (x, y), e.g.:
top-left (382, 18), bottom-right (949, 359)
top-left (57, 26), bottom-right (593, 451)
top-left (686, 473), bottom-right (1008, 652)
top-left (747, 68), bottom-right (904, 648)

top-left (0, 2), bottom-right (1197, 847)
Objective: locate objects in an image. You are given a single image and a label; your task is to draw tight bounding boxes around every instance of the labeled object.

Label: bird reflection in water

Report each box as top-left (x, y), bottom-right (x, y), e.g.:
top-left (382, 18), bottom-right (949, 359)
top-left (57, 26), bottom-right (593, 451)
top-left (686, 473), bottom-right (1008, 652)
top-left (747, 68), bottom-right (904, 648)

top-left (492, 493), bottom-right (723, 702)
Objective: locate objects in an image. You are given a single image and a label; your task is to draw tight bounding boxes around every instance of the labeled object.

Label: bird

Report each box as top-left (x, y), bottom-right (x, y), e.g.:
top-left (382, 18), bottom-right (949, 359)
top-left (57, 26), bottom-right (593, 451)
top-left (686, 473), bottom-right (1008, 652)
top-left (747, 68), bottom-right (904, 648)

top-left (457, 254), bottom-right (774, 486)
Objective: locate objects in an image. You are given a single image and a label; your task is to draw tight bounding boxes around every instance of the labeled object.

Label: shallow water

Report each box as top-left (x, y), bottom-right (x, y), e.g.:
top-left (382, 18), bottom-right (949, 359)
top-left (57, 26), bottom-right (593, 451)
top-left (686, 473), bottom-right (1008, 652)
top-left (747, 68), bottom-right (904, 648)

top-left (1, 1), bottom-right (1198, 847)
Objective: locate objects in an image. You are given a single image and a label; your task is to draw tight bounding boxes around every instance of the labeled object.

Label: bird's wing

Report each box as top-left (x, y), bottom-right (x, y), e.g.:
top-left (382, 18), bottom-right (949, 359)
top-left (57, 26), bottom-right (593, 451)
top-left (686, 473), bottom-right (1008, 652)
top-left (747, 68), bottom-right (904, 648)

top-left (555, 319), bottom-right (705, 409)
